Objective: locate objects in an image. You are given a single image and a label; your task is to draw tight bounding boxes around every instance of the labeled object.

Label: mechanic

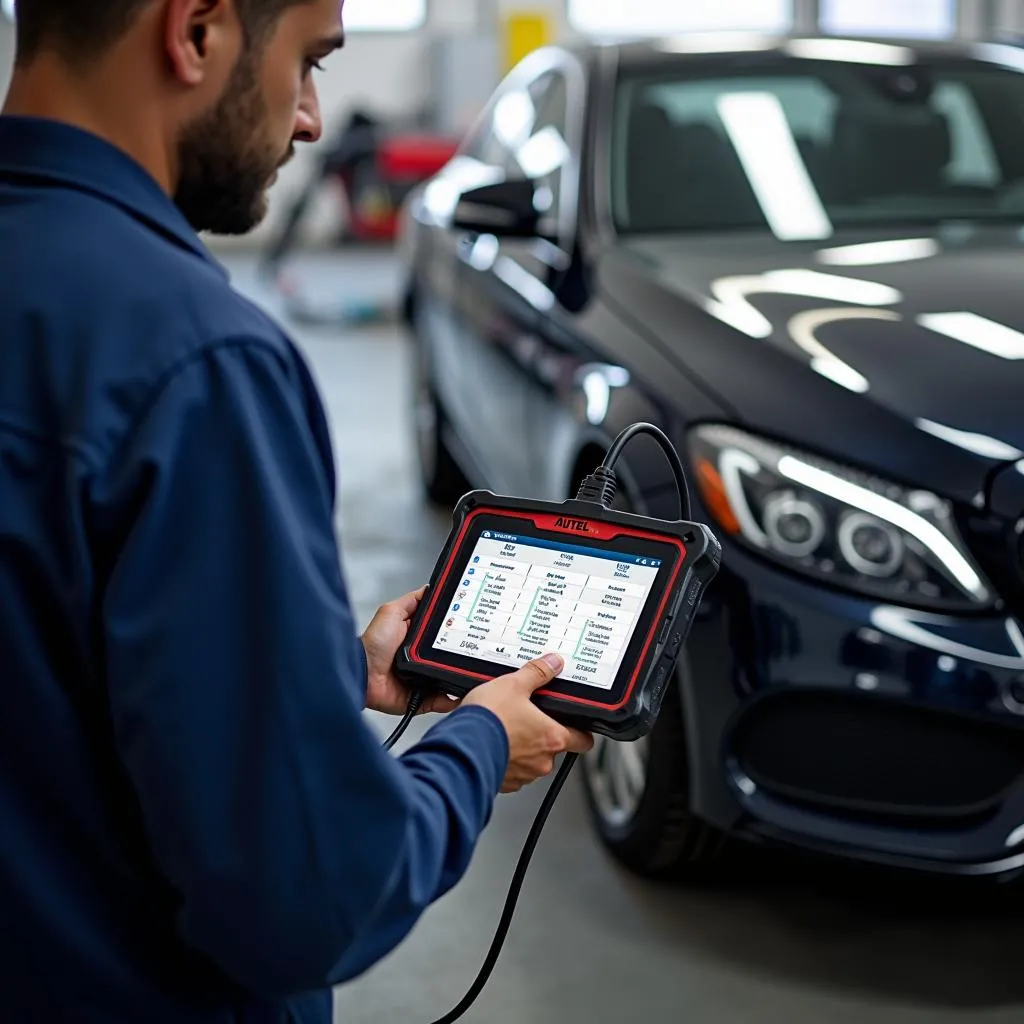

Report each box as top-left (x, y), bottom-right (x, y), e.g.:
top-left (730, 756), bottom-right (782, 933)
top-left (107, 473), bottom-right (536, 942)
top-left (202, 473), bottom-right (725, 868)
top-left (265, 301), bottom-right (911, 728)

top-left (0, 1), bottom-right (593, 1022)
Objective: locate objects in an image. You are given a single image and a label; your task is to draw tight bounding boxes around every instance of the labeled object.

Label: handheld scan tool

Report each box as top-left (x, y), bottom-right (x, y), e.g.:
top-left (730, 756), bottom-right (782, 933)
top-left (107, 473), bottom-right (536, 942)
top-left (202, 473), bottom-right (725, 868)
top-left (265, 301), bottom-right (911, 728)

top-left (384, 424), bottom-right (720, 1024)
top-left (397, 491), bottom-right (720, 741)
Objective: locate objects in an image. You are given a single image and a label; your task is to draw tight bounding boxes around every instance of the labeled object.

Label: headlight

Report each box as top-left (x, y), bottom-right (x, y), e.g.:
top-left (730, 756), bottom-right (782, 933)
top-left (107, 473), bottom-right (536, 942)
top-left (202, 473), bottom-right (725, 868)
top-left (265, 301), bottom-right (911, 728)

top-left (688, 425), bottom-right (992, 610)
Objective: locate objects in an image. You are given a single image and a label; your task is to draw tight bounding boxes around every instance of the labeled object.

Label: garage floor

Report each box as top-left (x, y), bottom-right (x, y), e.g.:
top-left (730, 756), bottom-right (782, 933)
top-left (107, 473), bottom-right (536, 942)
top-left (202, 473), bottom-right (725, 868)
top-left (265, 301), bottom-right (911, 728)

top-left (224, 250), bottom-right (1024, 1024)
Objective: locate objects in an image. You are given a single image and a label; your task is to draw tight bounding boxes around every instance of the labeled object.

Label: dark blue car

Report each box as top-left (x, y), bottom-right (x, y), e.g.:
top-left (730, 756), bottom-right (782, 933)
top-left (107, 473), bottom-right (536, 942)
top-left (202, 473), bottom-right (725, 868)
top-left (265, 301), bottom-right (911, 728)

top-left (397, 33), bottom-right (1024, 880)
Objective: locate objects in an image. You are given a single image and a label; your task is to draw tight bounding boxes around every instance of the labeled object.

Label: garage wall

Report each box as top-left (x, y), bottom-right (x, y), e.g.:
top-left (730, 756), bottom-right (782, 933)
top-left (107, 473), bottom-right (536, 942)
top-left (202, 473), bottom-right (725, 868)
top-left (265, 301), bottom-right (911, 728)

top-left (0, 14), bottom-right (13, 98)
top-left (0, 0), bottom-right (1012, 249)
top-left (248, 0), bottom-right (574, 250)
top-left (228, 0), bottom-right (486, 248)
top-left (0, 3), bottom-right (489, 248)
top-left (994, 0), bottom-right (1024, 33)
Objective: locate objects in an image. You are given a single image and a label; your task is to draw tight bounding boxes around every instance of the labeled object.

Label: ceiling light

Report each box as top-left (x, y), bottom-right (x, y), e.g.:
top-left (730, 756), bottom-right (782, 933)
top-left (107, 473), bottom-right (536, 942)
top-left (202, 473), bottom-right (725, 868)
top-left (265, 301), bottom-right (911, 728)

top-left (493, 91), bottom-right (536, 150)
top-left (717, 92), bottom-right (832, 241)
top-left (816, 238), bottom-right (940, 266)
top-left (972, 43), bottom-right (1024, 72)
top-left (786, 37), bottom-right (915, 65)
top-left (788, 307), bottom-right (902, 393)
top-left (515, 127), bottom-right (569, 179)
top-left (340, 0), bottom-right (425, 31)
top-left (915, 419), bottom-right (1023, 461)
top-left (706, 270), bottom-right (901, 339)
top-left (657, 32), bottom-right (777, 53)
top-left (763, 269), bottom-right (901, 305)
top-left (918, 312), bottom-right (1024, 361)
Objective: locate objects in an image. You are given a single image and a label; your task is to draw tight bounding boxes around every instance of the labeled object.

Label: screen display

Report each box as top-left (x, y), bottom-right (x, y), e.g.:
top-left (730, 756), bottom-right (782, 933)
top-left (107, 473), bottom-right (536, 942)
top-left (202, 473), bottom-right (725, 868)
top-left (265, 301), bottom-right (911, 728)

top-left (432, 530), bottom-right (662, 690)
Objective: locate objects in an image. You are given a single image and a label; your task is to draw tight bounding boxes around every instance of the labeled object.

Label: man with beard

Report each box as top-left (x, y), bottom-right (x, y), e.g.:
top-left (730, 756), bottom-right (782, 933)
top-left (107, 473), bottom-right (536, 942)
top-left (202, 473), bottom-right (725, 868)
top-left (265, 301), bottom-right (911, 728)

top-left (0, 2), bottom-right (593, 1022)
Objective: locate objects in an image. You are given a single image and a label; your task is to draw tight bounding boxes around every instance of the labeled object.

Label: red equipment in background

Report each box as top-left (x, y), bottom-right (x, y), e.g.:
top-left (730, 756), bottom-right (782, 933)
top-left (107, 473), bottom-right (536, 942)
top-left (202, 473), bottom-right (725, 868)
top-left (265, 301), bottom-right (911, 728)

top-left (345, 134), bottom-right (459, 242)
top-left (262, 111), bottom-right (460, 275)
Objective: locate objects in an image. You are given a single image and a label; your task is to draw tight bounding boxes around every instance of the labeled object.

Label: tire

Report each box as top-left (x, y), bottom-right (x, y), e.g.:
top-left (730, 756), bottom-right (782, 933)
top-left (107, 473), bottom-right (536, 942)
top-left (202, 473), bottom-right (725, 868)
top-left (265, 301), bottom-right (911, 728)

top-left (581, 677), bottom-right (727, 881)
top-left (410, 322), bottom-right (470, 507)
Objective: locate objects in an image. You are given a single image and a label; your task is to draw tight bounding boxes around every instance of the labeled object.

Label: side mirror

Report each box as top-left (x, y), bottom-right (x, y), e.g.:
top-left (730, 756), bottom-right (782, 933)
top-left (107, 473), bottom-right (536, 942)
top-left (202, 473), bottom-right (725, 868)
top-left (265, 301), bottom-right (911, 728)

top-left (451, 178), bottom-right (541, 238)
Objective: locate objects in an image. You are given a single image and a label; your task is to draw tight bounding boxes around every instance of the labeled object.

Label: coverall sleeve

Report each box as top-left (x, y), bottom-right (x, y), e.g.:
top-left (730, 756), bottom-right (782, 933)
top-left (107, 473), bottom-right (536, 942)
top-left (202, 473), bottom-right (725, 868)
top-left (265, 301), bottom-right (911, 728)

top-left (94, 337), bottom-right (510, 997)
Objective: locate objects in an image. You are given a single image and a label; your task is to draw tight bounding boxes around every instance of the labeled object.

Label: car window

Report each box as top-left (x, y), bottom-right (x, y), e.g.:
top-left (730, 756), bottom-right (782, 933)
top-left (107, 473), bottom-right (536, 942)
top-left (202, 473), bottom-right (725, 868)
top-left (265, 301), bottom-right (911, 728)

top-left (646, 76), bottom-right (836, 142)
top-left (931, 81), bottom-right (1001, 187)
top-left (523, 72), bottom-right (570, 226)
top-left (461, 71), bottom-right (572, 241)
top-left (612, 59), bottom-right (1024, 235)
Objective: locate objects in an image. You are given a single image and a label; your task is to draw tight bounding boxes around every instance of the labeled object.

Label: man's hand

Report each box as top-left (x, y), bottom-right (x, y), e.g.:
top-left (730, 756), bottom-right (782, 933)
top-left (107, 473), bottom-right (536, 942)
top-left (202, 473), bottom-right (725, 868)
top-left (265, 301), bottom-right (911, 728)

top-left (362, 586), bottom-right (460, 716)
top-left (463, 654), bottom-right (594, 793)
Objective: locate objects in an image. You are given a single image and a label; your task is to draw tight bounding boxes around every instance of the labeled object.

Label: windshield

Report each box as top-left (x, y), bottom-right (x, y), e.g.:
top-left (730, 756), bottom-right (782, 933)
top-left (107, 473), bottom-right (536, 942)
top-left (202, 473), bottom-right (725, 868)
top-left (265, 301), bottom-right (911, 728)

top-left (612, 55), bottom-right (1024, 236)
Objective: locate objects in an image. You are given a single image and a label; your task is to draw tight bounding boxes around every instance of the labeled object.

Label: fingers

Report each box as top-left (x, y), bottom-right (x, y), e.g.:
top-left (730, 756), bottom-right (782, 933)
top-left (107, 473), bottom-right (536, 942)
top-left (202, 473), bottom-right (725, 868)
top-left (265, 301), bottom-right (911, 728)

top-left (501, 754), bottom-right (557, 793)
top-left (562, 727), bottom-right (595, 754)
top-left (424, 693), bottom-right (461, 714)
top-left (387, 585), bottom-right (428, 620)
top-left (510, 653), bottom-right (564, 693)
top-left (543, 724), bottom-right (593, 756)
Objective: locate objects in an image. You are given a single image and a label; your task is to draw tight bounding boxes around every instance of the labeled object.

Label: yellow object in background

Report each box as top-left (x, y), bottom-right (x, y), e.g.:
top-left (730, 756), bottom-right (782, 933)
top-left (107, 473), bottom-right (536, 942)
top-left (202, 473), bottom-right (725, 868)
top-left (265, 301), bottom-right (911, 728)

top-left (504, 11), bottom-right (552, 70)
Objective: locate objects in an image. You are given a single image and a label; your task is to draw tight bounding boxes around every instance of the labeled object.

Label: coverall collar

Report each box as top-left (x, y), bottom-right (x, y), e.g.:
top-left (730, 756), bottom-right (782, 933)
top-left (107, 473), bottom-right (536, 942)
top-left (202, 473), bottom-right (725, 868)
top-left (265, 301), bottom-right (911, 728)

top-left (0, 114), bottom-right (227, 275)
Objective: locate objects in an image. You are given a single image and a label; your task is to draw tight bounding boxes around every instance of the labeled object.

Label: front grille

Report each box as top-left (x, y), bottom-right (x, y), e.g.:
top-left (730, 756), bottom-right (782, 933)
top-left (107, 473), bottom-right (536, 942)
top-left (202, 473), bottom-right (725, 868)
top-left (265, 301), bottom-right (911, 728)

top-left (731, 691), bottom-right (1024, 825)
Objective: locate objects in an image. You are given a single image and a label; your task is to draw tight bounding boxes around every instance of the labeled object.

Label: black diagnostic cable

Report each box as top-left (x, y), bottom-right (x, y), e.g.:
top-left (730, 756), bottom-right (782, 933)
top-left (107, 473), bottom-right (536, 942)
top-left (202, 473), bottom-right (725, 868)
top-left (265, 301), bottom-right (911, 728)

top-left (425, 751), bottom-right (578, 1024)
top-left (383, 690), bottom-right (425, 751)
top-left (576, 422), bottom-right (691, 521)
top-left (382, 423), bottom-right (690, 1024)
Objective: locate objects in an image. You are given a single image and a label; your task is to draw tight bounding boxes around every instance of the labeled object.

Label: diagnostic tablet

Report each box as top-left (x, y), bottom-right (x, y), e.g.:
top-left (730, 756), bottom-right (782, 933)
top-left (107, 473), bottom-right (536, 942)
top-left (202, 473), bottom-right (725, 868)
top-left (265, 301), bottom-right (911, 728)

top-left (397, 491), bottom-right (720, 740)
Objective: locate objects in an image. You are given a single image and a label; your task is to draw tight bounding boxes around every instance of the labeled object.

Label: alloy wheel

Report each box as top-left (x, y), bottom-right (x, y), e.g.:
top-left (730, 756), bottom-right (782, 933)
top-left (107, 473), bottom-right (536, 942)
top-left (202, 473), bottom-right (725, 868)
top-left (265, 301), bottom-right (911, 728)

top-left (583, 733), bottom-right (651, 828)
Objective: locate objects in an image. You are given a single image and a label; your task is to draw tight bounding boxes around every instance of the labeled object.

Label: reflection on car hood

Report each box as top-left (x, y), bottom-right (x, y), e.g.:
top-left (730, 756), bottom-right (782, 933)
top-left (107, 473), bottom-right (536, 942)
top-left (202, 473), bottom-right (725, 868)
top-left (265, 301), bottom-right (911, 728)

top-left (617, 225), bottom-right (1024, 495)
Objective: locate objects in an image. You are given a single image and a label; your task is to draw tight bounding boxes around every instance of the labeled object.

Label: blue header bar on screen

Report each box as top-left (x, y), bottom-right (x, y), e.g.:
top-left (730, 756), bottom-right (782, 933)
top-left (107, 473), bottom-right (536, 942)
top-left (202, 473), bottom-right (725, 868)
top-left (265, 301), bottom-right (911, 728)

top-left (479, 532), bottom-right (661, 567)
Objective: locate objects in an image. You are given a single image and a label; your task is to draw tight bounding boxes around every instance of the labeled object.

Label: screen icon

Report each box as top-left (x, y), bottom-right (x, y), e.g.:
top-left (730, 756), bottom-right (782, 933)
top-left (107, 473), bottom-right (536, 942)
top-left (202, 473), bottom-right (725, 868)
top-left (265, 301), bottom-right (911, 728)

top-left (462, 580), bottom-right (470, 587)
top-left (473, 556), bottom-right (480, 563)
top-left (453, 604), bottom-right (461, 611)
top-left (483, 532), bottom-right (491, 538)
top-left (468, 568), bottom-right (475, 575)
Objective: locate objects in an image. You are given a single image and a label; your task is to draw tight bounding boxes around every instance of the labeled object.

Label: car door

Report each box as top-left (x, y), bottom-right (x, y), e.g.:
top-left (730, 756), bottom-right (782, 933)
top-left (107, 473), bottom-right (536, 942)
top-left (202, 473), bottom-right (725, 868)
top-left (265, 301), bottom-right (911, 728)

top-left (452, 54), bottom-right (582, 497)
top-left (411, 181), bottom-right (474, 449)
top-left (481, 54), bottom-right (607, 501)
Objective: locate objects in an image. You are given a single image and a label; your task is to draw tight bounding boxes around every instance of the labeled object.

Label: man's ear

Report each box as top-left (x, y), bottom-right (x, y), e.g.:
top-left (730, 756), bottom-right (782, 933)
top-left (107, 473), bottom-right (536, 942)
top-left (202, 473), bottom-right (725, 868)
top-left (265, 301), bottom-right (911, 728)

top-left (163, 0), bottom-right (239, 87)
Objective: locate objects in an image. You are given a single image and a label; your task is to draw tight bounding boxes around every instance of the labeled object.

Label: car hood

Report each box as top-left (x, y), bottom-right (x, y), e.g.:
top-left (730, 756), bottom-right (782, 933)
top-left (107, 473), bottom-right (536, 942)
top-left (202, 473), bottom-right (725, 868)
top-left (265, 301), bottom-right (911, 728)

top-left (607, 225), bottom-right (1024, 503)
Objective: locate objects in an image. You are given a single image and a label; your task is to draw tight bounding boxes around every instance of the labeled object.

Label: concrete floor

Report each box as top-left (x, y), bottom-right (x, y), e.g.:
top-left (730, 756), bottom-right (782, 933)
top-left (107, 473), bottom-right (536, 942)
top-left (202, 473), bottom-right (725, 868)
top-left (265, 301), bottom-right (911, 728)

top-left (223, 250), bottom-right (1024, 1024)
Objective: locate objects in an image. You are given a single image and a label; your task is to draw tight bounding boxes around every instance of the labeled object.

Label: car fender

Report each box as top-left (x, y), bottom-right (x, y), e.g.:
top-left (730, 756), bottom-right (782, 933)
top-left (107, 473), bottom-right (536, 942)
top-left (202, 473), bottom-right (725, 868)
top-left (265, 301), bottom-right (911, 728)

top-left (561, 380), bottom-right (693, 521)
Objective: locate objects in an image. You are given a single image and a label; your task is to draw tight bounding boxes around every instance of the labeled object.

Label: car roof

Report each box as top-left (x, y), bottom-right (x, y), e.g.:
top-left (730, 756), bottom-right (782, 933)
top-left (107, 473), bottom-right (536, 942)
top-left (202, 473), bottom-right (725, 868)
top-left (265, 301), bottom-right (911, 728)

top-left (565, 32), bottom-right (1024, 73)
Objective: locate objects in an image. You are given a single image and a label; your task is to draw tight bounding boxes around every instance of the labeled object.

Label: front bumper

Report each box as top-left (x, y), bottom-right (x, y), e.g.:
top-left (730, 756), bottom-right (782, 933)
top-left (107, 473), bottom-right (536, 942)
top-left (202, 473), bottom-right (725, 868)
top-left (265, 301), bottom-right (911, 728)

top-left (684, 538), bottom-right (1024, 877)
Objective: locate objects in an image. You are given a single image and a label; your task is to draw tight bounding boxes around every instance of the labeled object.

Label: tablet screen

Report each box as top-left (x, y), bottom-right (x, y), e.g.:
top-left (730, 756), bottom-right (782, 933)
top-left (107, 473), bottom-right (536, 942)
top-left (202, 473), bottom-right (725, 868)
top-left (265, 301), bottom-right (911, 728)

top-left (431, 530), bottom-right (663, 690)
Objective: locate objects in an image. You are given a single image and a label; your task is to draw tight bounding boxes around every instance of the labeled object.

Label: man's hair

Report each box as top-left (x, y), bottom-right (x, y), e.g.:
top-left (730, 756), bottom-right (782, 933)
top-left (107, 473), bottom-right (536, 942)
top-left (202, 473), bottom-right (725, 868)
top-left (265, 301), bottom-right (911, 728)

top-left (14, 0), bottom-right (305, 66)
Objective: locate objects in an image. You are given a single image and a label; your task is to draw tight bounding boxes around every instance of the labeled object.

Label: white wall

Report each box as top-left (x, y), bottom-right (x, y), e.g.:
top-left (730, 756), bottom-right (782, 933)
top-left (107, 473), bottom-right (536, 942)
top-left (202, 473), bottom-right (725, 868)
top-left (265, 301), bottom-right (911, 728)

top-left (0, 0), bottom-right (1013, 249)
top-left (0, 2), bottom-right (487, 248)
top-left (225, 0), bottom-right (484, 248)
top-left (994, 0), bottom-right (1024, 33)
top-left (0, 15), bottom-right (13, 97)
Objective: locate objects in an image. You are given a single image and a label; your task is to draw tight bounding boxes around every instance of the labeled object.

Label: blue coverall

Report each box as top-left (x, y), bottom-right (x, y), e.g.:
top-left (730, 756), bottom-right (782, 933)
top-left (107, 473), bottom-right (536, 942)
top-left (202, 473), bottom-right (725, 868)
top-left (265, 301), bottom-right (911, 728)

top-left (0, 115), bottom-right (510, 1024)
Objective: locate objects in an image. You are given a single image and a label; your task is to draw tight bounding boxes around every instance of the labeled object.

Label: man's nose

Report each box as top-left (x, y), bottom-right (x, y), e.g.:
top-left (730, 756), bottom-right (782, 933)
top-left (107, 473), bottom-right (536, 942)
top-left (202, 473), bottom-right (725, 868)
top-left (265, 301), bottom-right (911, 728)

top-left (294, 79), bottom-right (323, 144)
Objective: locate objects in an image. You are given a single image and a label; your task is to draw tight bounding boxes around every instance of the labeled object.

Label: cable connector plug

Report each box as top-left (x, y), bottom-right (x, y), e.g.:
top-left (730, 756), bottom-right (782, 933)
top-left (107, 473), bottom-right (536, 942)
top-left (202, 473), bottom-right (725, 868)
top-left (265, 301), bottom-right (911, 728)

top-left (575, 466), bottom-right (618, 508)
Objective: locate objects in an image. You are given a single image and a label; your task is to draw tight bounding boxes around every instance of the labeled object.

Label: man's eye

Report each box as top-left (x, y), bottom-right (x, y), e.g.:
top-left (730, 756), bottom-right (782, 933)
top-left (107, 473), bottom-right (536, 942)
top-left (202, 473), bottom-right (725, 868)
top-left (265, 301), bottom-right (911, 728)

top-left (305, 58), bottom-right (325, 73)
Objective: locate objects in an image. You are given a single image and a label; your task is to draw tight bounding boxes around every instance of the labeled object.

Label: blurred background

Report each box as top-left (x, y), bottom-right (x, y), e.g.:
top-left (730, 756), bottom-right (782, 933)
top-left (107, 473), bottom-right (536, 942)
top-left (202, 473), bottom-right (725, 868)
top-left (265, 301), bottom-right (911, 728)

top-left (11, 2), bottom-right (1024, 1023)
top-left (2, 0), bottom-right (1015, 261)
